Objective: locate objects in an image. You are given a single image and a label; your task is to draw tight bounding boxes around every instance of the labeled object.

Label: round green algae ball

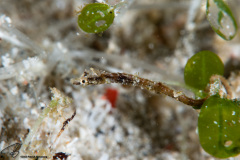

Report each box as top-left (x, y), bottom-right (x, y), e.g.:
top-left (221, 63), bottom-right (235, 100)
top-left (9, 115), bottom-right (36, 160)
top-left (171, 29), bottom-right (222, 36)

top-left (78, 3), bottom-right (115, 33)
top-left (184, 50), bottom-right (224, 90)
top-left (198, 95), bottom-right (240, 158)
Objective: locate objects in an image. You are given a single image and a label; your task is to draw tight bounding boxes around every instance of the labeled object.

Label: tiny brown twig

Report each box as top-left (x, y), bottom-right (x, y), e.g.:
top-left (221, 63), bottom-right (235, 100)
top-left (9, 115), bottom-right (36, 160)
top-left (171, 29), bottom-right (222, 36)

top-left (71, 68), bottom-right (207, 108)
top-left (53, 110), bottom-right (76, 144)
top-left (53, 152), bottom-right (70, 160)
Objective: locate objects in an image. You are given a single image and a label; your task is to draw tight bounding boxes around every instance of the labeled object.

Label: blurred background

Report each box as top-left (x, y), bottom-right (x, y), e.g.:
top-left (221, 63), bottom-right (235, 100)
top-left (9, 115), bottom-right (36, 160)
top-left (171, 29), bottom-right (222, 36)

top-left (1, 0), bottom-right (240, 159)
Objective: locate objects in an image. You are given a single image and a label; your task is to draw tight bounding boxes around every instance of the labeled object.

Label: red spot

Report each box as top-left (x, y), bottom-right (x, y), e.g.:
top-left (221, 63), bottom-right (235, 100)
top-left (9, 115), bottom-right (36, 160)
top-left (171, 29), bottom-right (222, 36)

top-left (22, 80), bottom-right (29, 86)
top-left (103, 88), bottom-right (118, 108)
top-left (164, 143), bottom-right (175, 151)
